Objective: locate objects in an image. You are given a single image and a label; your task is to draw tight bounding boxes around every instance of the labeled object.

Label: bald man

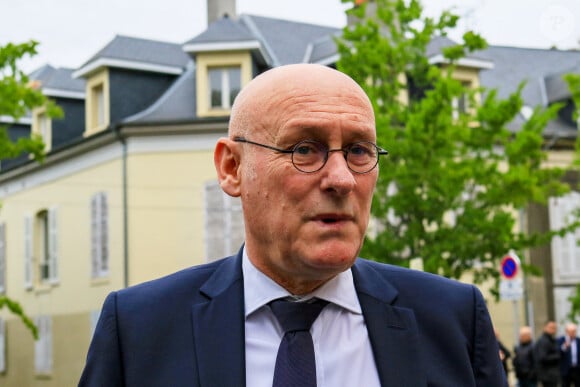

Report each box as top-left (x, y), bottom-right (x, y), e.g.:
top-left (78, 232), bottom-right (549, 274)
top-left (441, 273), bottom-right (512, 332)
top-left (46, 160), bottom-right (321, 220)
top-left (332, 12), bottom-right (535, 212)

top-left (514, 326), bottom-right (537, 387)
top-left (79, 64), bottom-right (506, 386)
top-left (559, 323), bottom-right (580, 387)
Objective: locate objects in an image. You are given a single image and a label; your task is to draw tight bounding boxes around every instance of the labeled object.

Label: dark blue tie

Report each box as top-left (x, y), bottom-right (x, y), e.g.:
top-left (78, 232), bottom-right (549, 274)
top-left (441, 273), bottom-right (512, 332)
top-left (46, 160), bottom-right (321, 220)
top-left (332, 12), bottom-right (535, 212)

top-left (269, 298), bottom-right (329, 387)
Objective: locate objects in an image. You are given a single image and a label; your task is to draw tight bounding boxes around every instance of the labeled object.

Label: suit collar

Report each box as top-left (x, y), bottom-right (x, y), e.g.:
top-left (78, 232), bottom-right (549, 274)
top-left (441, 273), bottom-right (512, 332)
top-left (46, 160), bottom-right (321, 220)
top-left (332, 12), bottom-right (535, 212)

top-left (192, 249), bottom-right (246, 387)
top-left (352, 259), bottom-right (426, 386)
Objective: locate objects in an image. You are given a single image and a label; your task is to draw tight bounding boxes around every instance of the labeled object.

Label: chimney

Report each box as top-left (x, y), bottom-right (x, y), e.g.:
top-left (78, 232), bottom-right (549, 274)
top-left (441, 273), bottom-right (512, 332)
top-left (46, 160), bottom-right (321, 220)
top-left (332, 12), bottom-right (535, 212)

top-left (207, 0), bottom-right (237, 24)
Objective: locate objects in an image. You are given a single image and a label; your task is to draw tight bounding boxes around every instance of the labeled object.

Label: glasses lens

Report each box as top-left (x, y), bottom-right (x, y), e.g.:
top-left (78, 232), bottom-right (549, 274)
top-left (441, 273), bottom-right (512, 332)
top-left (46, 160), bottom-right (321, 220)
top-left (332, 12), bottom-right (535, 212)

top-left (347, 142), bottom-right (378, 173)
top-left (291, 140), bottom-right (326, 172)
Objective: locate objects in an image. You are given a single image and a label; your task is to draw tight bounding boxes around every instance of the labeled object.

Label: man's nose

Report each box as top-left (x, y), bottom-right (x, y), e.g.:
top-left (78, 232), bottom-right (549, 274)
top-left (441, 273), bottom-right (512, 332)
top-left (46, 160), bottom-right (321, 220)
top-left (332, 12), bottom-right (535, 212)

top-left (320, 151), bottom-right (356, 195)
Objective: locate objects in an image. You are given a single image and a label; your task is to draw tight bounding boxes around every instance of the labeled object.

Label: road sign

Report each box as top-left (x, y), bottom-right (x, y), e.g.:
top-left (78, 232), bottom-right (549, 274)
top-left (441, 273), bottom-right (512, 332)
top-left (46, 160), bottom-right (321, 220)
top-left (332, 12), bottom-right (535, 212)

top-left (500, 254), bottom-right (519, 279)
top-left (500, 278), bottom-right (523, 301)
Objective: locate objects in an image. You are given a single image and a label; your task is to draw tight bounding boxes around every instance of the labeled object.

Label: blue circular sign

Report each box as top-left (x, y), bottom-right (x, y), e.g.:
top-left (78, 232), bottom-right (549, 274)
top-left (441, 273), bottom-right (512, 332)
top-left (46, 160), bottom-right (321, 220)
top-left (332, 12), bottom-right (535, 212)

top-left (501, 255), bottom-right (518, 279)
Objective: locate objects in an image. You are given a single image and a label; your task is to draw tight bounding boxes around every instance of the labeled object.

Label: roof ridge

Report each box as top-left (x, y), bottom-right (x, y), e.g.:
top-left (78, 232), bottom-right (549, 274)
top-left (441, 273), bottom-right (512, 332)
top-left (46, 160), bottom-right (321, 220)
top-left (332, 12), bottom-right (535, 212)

top-left (240, 14), bottom-right (279, 67)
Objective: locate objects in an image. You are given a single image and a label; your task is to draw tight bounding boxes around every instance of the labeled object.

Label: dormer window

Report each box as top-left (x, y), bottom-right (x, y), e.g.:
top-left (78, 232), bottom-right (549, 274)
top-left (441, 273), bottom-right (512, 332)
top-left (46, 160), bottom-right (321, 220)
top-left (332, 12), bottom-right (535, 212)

top-left (209, 66), bottom-right (241, 110)
top-left (195, 52), bottom-right (252, 117)
top-left (93, 84), bottom-right (105, 127)
top-left (32, 108), bottom-right (52, 152)
top-left (84, 69), bottom-right (110, 137)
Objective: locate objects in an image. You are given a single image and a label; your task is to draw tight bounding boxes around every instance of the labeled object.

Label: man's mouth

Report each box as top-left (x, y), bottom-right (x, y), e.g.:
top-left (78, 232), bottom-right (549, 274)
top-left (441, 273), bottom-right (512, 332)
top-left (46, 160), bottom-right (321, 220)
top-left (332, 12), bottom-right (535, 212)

top-left (313, 214), bottom-right (353, 224)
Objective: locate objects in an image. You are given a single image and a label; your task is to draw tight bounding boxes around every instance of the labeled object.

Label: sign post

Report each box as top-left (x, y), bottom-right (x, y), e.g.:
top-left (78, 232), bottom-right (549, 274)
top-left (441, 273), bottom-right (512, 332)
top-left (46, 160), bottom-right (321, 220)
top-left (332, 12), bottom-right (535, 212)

top-left (499, 251), bottom-right (523, 344)
top-left (499, 253), bottom-right (523, 300)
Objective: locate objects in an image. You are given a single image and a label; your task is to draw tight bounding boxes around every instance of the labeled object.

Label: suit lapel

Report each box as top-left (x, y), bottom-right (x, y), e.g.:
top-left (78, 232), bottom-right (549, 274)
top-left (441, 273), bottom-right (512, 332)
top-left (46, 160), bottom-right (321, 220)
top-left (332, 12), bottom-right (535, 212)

top-left (352, 260), bottom-right (426, 386)
top-left (191, 252), bottom-right (246, 387)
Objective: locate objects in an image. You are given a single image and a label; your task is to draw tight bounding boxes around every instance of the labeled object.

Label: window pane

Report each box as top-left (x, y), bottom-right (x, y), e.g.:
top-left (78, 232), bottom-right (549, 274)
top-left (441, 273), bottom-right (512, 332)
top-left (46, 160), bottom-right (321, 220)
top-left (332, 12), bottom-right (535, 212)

top-left (96, 87), bottom-right (104, 126)
top-left (91, 84), bottom-right (105, 128)
top-left (36, 211), bottom-right (50, 282)
top-left (209, 69), bottom-right (223, 108)
top-left (209, 66), bottom-right (241, 109)
top-left (228, 67), bottom-right (241, 107)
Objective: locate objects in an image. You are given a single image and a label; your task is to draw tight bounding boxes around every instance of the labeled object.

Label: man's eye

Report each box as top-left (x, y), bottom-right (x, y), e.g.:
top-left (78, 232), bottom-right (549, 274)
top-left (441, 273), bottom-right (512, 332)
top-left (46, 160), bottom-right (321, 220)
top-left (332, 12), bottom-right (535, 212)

top-left (349, 144), bottom-right (372, 156)
top-left (294, 142), bottom-right (320, 155)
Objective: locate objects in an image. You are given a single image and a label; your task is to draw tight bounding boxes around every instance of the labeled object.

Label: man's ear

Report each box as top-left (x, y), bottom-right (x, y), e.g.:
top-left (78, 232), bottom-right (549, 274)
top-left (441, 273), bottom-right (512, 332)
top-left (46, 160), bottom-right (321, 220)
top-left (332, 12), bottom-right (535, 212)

top-left (214, 138), bottom-right (242, 197)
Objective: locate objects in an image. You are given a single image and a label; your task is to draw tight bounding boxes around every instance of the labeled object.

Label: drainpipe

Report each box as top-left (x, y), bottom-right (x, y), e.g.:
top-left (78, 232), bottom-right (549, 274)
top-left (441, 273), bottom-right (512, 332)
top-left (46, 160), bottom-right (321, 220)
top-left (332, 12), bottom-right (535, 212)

top-left (112, 124), bottom-right (129, 288)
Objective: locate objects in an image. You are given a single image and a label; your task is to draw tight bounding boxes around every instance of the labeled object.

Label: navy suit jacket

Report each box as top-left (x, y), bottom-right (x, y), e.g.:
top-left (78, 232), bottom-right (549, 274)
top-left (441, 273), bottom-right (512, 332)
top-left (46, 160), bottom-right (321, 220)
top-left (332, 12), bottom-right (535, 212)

top-left (79, 250), bottom-right (506, 386)
top-left (558, 335), bottom-right (580, 375)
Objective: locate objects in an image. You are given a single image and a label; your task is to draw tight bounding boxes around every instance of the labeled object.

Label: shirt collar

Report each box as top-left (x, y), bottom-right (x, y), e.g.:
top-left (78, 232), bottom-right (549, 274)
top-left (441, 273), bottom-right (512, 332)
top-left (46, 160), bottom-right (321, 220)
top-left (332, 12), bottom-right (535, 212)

top-left (242, 247), bottom-right (362, 318)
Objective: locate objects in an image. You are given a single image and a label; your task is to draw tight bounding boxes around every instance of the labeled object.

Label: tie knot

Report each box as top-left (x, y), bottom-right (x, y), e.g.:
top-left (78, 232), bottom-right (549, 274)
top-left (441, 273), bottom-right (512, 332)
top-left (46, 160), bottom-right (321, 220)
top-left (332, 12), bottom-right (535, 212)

top-left (269, 298), bottom-right (329, 333)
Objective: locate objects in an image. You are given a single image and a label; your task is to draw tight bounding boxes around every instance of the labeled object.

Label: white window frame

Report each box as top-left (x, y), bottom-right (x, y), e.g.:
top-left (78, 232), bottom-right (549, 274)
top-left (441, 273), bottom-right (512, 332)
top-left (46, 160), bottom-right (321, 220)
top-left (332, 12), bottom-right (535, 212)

top-left (0, 223), bottom-right (5, 293)
top-left (94, 84), bottom-right (105, 127)
top-left (36, 208), bottom-right (58, 285)
top-left (24, 215), bottom-right (33, 289)
top-left (450, 78), bottom-right (476, 121)
top-left (34, 315), bottom-right (52, 374)
top-left (0, 318), bottom-right (5, 373)
top-left (47, 207), bottom-right (58, 284)
top-left (554, 286), bottom-right (576, 329)
top-left (33, 108), bottom-right (52, 152)
top-left (549, 192), bottom-right (580, 283)
top-left (91, 192), bottom-right (109, 279)
top-left (208, 66), bottom-right (241, 110)
top-left (24, 207), bottom-right (58, 289)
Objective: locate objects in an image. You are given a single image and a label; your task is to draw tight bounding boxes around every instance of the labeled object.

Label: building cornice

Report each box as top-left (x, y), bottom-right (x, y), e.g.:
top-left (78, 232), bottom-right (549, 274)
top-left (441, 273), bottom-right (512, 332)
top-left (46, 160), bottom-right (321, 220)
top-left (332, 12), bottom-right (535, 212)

top-left (428, 54), bottom-right (495, 69)
top-left (73, 58), bottom-right (184, 79)
top-left (42, 88), bottom-right (85, 100)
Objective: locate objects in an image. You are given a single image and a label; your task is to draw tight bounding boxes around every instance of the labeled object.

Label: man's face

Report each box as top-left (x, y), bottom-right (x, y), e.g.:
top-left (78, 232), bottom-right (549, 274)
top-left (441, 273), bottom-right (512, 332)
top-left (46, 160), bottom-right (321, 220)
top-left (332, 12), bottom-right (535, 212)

top-left (237, 71), bottom-right (378, 293)
top-left (545, 322), bottom-right (557, 336)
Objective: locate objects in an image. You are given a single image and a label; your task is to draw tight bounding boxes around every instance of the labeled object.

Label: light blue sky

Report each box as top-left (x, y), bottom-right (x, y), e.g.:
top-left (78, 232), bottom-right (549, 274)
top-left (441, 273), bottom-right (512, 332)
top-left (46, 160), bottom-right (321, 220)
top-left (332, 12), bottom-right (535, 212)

top-left (3, 0), bottom-right (579, 73)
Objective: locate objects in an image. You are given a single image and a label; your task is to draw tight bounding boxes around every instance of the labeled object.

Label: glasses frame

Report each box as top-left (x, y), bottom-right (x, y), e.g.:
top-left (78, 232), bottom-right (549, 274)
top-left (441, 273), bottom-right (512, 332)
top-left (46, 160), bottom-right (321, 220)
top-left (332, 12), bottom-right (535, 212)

top-left (233, 137), bottom-right (388, 174)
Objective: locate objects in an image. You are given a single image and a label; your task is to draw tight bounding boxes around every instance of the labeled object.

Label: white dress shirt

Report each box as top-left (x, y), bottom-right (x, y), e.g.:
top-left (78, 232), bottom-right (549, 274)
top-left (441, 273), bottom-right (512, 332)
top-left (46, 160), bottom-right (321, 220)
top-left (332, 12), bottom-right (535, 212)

top-left (571, 337), bottom-right (577, 366)
top-left (243, 249), bottom-right (381, 387)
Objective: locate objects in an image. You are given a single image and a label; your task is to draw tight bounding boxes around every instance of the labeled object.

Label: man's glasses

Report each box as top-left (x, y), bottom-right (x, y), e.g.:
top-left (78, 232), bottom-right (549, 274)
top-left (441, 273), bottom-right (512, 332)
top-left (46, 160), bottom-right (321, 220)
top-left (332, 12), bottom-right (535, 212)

top-left (234, 137), bottom-right (388, 174)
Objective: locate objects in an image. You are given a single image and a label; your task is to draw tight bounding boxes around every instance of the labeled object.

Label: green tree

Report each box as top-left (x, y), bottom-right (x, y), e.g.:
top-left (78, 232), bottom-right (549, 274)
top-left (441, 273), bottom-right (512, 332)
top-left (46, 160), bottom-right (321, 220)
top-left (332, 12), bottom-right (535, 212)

top-left (337, 0), bottom-right (578, 295)
top-left (0, 40), bottom-right (62, 339)
top-left (564, 73), bottom-right (580, 322)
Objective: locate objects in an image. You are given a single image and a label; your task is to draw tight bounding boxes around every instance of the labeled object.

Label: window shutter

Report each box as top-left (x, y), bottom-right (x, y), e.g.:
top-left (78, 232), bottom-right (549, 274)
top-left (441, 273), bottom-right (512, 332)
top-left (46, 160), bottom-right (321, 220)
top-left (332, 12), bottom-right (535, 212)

top-left (45, 317), bottom-right (53, 372)
top-left (90, 309), bottom-right (101, 337)
top-left (34, 316), bottom-right (42, 372)
top-left (204, 181), bottom-right (245, 262)
top-left (91, 195), bottom-right (99, 278)
top-left (0, 318), bottom-right (5, 373)
top-left (34, 316), bottom-right (53, 374)
top-left (549, 193), bottom-right (580, 280)
top-left (91, 192), bottom-right (109, 278)
top-left (48, 207), bottom-right (58, 284)
top-left (204, 181), bottom-right (226, 261)
top-left (0, 223), bottom-right (5, 293)
top-left (225, 194), bottom-right (244, 255)
top-left (100, 193), bottom-right (109, 274)
top-left (24, 215), bottom-right (33, 289)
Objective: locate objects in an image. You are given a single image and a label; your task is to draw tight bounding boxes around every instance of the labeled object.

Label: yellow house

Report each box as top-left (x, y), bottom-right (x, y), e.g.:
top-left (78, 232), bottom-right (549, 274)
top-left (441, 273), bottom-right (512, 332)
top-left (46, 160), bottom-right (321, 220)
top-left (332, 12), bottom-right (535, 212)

top-left (0, 0), bottom-right (578, 385)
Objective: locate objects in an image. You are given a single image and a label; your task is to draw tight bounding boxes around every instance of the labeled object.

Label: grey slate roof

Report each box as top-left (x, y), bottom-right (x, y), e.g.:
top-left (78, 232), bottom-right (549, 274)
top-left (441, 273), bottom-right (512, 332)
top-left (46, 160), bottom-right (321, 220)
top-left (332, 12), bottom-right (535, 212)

top-left (476, 46), bottom-right (580, 137)
top-left (29, 64), bottom-right (85, 93)
top-left (78, 35), bottom-right (191, 71)
top-left (425, 36), bottom-right (457, 57)
top-left (242, 15), bottom-right (339, 66)
top-left (184, 15), bottom-right (256, 44)
top-left (544, 65), bottom-right (580, 103)
top-left (185, 14), bottom-right (340, 67)
top-left (130, 14), bottom-right (342, 123)
top-left (477, 46), bottom-right (580, 105)
top-left (123, 63), bottom-right (197, 124)
top-left (118, 14), bottom-right (579, 142)
top-left (305, 33), bottom-right (341, 64)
